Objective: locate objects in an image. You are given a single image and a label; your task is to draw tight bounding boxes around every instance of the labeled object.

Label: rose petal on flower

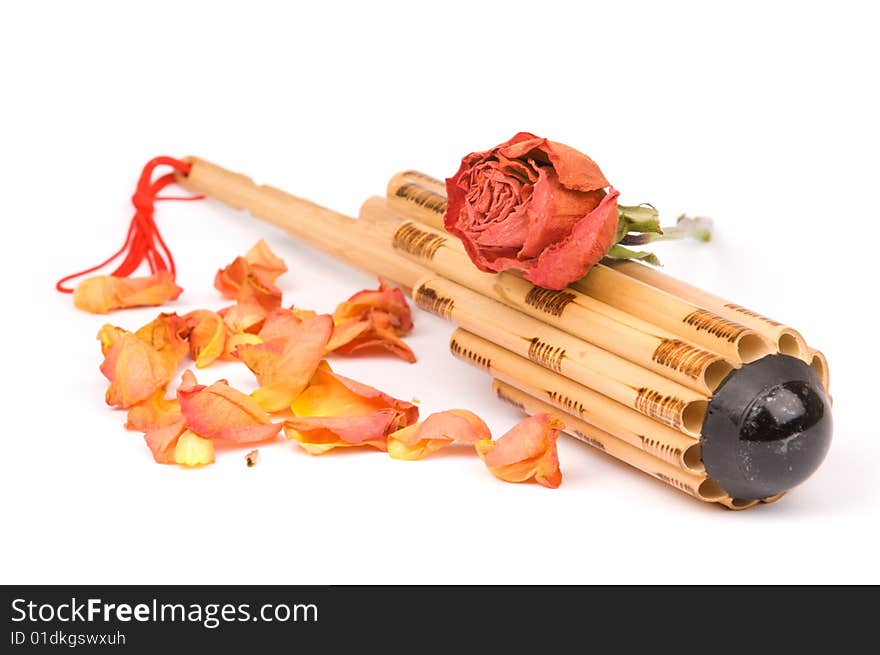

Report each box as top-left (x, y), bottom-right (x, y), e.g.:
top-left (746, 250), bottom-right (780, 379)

top-left (258, 307), bottom-right (302, 342)
top-left (143, 418), bottom-right (187, 464)
top-left (221, 332), bottom-right (263, 360)
top-left (387, 409), bottom-right (491, 460)
top-left (126, 388), bottom-right (182, 431)
top-left (245, 239), bottom-right (287, 282)
top-left (97, 324), bottom-right (130, 356)
top-left (234, 315), bottom-right (333, 411)
top-left (173, 429), bottom-right (216, 467)
top-left (219, 302), bottom-right (268, 334)
top-left (333, 279), bottom-right (413, 334)
top-left (474, 413), bottom-right (564, 488)
top-left (283, 413), bottom-right (396, 455)
top-left (291, 367), bottom-right (419, 426)
top-left (177, 370), bottom-right (280, 443)
top-left (100, 333), bottom-right (179, 408)
top-left (134, 312), bottom-right (190, 365)
top-left (183, 310), bottom-right (226, 368)
top-left (73, 271), bottom-right (183, 314)
top-left (214, 254), bottom-right (282, 310)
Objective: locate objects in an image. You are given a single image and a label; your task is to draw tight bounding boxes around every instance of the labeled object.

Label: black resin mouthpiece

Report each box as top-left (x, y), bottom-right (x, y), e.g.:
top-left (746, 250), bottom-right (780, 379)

top-left (701, 354), bottom-right (832, 499)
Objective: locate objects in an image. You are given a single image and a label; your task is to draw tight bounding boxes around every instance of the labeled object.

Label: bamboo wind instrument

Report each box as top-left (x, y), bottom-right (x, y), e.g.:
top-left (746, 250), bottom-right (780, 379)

top-left (176, 158), bottom-right (833, 509)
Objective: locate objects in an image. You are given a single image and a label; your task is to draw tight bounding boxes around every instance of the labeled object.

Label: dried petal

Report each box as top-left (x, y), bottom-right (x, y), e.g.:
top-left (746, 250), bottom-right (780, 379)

top-left (126, 388), bottom-right (182, 431)
top-left (221, 332), bottom-right (263, 360)
top-left (134, 313), bottom-right (190, 365)
top-left (143, 419), bottom-right (187, 464)
top-left (234, 315), bottom-right (333, 411)
top-left (333, 279), bottom-right (413, 334)
top-left (184, 310), bottom-right (226, 368)
top-left (100, 333), bottom-right (178, 408)
top-left (245, 450), bottom-right (260, 467)
top-left (388, 409), bottom-right (490, 460)
top-left (97, 324), bottom-right (129, 356)
top-left (177, 370), bottom-right (281, 443)
top-left (329, 314), bottom-right (416, 363)
top-left (245, 239), bottom-right (287, 282)
top-left (173, 429), bottom-right (216, 467)
top-left (219, 302), bottom-right (268, 334)
top-left (73, 271), bottom-right (183, 314)
top-left (474, 413), bottom-right (563, 488)
top-left (257, 307), bottom-right (302, 342)
top-left (284, 413), bottom-right (396, 455)
top-left (214, 255), bottom-right (282, 309)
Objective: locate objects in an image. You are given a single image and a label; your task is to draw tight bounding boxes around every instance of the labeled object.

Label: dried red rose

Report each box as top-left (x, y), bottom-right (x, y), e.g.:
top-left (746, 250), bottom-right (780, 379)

top-left (445, 132), bottom-right (619, 290)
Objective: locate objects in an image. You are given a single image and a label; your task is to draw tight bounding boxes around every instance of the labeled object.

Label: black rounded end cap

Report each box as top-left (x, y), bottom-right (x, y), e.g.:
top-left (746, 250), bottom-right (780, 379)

top-left (701, 354), bottom-right (832, 499)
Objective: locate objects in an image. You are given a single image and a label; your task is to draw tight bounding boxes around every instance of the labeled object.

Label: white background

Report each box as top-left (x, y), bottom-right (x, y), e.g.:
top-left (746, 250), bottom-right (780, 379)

top-left (2, 1), bottom-right (878, 584)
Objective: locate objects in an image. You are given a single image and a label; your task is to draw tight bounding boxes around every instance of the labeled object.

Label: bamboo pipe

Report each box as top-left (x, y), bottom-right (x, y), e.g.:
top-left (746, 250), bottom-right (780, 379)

top-left (414, 275), bottom-right (709, 435)
top-left (808, 348), bottom-right (830, 392)
top-left (449, 329), bottom-right (702, 472)
top-left (385, 173), bottom-right (774, 364)
top-left (175, 157), bottom-right (429, 289)
top-left (605, 259), bottom-right (811, 361)
top-left (491, 380), bottom-right (722, 502)
top-left (388, 218), bottom-right (733, 395)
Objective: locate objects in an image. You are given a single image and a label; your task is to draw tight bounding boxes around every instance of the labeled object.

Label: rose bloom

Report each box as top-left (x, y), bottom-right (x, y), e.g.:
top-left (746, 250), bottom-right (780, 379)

top-left (444, 132), bottom-right (619, 290)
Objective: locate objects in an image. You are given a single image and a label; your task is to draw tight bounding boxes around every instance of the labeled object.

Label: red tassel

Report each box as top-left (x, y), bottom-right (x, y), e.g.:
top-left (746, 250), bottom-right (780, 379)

top-left (55, 156), bottom-right (203, 293)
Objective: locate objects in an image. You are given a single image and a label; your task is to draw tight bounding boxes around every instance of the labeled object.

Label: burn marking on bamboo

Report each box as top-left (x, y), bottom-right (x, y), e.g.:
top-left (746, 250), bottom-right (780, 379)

top-left (654, 472), bottom-right (695, 495)
top-left (634, 388), bottom-right (686, 429)
top-left (527, 337), bottom-right (566, 373)
top-left (394, 183), bottom-right (448, 215)
top-left (639, 434), bottom-right (683, 464)
top-left (652, 338), bottom-right (717, 381)
top-left (524, 287), bottom-right (576, 317)
top-left (400, 170), bottom-right (444, 188)
top-left (415, 285), bottom-right (455, 320)
top-left (573, 431), bottom-right (607, 451)
top-left (723, 303), bottom-right (783, 327)
top-left (547, 390), bottom-right (586, 417)
top-left (393, 222), bottom-right (446, 261)
top-left (494, 385), bottom-right (527, 413)
top-left (450, 338), bottom-right (491, 370)
top-left (682, 309), bottom-right (748, 343)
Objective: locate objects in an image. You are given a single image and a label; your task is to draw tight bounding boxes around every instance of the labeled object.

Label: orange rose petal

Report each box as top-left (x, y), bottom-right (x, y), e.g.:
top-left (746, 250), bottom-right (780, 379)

top-left (283, 413), bottom-right (396, 455)
top-left (100, 333), bottom-right (178, 408)
top-left (97, 324), bottom-right (130, 356)
top-left (134, 312), bottom-right (190, 365)
top-left (143, 419), bottom-right (187, 464)
top-left (73, 271), bottom-right (183, 314)
top-left (474, 413), bottom-right (564, 488)
top-left (330, 315), bottom-right (416, 363)
top-left (219, 302), bottom-right (268, 334)
top-left (221, 332), bottom-right (263, 360)
top-left (291, 367), bottom-right (419, 426)
top-left (258, 307), bottom-right (302, 342)
top-left (326, 319), bottom-right (371, 352)
top-left (214, 255), bottom-right (282, 310)
top-left (173, 429), bottom-right (216, 467)
top-left (126, 388), bottom-right (182, 431)
top-left (183, 310), bottom-right (226, 368)
top-left (245, 239), bottom-right (287, 282)
top-left (333, 279), bottom-right (414, 334)
top-left (177, 371), bottom-right (281, 443)
top-left (388, 409), bottom-right (491, 460)
top-left (291, 308), bottom-right (318, 322)
top-left (234, 315), bottom-right (333, 412)
top-left (245, 450), bottom-right (260, 467)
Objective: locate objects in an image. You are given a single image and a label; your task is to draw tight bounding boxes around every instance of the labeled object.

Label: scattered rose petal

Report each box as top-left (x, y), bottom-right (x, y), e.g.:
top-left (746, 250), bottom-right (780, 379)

top-left (388, 409), bottom-right (490, 460)
top-left (474, 413), bottom-right (564, 488)
top-left (97, 324), bottom-right (129, 356)
top-left (258, 307), bottom-right (302, 341)
top-left (134, 312), bottom-right (189, 365)
top-left (177, 370), bottom-right (281, 443)
top-left (126, 388), bottom-right (182, 432)
top-left (333, 279), bottom-right (413, 333)
top-left (143, 419), bottom-right (187, 464)
top-left (184, 310), bottom-right (226, 368)
top-left (245, 239), bottom-right (287, 282)
top-left (214, 244), bottom-right (284, 309)
top-left (222, 332), bottom-right (263, 360)
top-left (173, 429), bottom-right (216, 467)
top-left (284, 413), bottom-right (396, 455)
top-left (73, 271), bottom-right (183, 314)
top-left (100, 333), bottom-right (178, 408)
top-left (246, 450), bottom-right (260, 467)
top-left (219, 302), bottom-right (268, 334)
top-left (234, 315), bottom-right (333, 411)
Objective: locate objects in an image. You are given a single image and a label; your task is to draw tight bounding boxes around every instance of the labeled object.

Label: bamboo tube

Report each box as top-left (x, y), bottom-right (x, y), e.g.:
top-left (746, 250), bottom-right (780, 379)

top-left (386, 172), bottom-right (447, 231)
top-left (175, 158), bottom-right (429, 289)
top-left (359, 195), bottom-right (406, 227)
top-left (606, 259), bottom-right (811, 361)
top-left (808, 348), bottom-right (830, 392)
top-left (415, 275), bottom-right (709, 435)
top-left (570, 265), bottom-right (773, 364)
top-left (450, 329), bottom-right (702, 472)
top-left (391, 219), bottom-right (732, 394)
top-left (491, 380), bottom-right (722, 503)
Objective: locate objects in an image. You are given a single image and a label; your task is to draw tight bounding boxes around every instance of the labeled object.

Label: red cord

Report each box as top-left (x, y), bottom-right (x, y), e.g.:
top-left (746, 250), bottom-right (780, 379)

top-left (55, 156), bottom-right (203, 293)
